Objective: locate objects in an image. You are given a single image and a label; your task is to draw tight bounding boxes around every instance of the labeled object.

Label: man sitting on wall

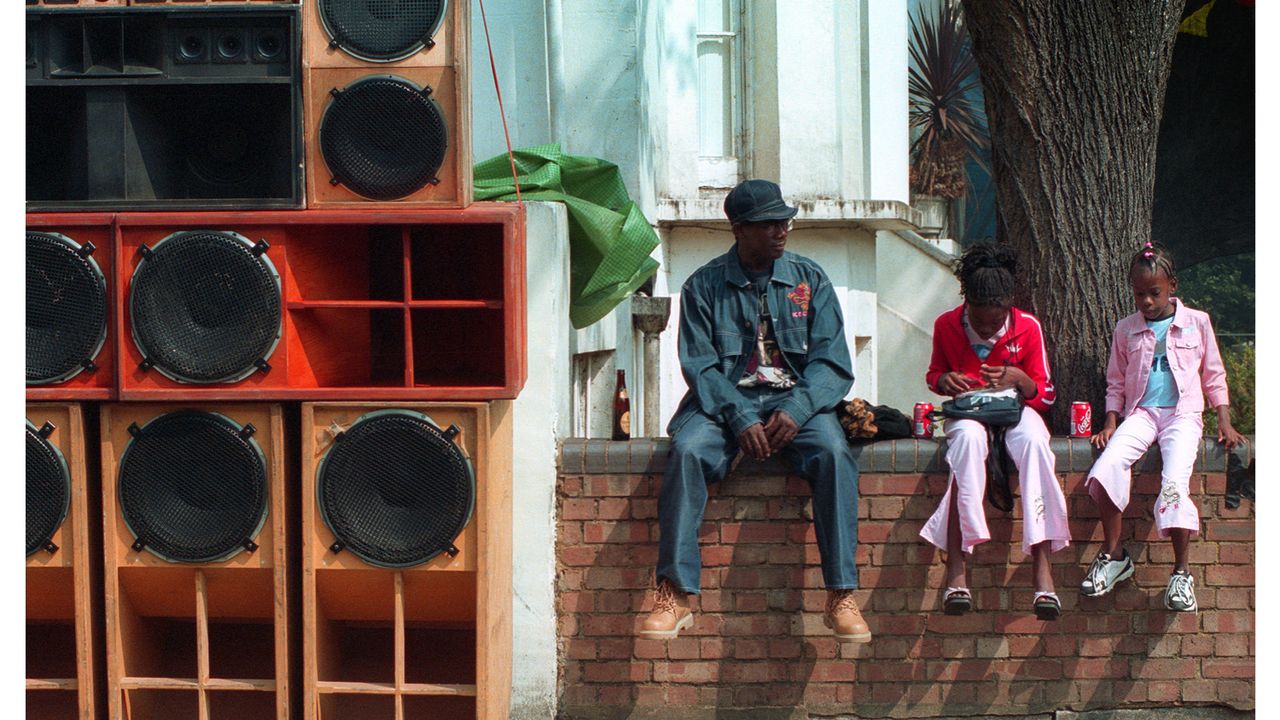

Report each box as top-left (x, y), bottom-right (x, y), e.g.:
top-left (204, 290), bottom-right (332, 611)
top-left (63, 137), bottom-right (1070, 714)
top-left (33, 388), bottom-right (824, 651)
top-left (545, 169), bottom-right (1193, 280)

top-left (642, 179), bottom-right (870, 644)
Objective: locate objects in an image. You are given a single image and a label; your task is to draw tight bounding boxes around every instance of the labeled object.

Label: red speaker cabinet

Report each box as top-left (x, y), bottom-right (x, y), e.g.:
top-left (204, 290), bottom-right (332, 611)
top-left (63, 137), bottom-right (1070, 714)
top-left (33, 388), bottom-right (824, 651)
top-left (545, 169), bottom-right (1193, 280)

top-left (27, 213), bottom-right (117, 401)
top-left (27, 403), bottom-right (103, 720)
top-left (302, 0), bottom-right (471, 208)
top-left (114, 205), bottom-right (526, 401)
top-left (100, 403), bottom-right (291, 720)
top-left (301, 401), bottom-right (512, 720)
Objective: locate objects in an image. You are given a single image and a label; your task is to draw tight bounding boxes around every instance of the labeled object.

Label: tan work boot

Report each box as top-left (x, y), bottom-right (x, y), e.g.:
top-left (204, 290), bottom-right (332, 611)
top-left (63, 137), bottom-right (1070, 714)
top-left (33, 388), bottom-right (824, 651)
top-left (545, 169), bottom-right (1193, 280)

top-left (824, 589), bottom-right (871, 644)
top-left (639, 578), bottom-right (693, 639)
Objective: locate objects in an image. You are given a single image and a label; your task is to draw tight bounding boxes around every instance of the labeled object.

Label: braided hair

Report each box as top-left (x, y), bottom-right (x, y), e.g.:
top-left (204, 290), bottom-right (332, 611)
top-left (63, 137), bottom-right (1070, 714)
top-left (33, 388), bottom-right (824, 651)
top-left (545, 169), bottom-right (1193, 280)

top-left (1129, 241), bottom-right (1177, 282)
top-left (954, 241), bottom-right (1018, 306)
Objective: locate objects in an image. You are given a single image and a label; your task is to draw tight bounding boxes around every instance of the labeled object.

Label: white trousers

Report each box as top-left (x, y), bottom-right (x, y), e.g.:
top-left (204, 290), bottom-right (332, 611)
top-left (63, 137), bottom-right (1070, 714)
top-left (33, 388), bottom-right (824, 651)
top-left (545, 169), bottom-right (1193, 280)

top-left (1085, 406), bottom-right (1202, 538)
top-left (920, 407), bottom-right (1071, 556)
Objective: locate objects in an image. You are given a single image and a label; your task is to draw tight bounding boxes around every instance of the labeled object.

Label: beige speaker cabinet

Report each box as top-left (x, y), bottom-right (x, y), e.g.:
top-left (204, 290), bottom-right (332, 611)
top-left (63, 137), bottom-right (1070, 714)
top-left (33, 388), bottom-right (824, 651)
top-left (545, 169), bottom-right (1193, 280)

top-left (301, 401), bottom-right (512, 720)
top-left (302, 0), bottom-right (471, 208)
top-left (99, 403), bottom-right (290, 720)
top-left (27, 403), bottom-right (102, 720)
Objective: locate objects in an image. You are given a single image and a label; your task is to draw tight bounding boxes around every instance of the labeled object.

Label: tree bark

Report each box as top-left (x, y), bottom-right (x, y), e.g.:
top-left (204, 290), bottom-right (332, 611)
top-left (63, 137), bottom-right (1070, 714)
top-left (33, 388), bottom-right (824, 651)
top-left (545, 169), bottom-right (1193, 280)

top-left (960, 0), bottom-right (1185, 432)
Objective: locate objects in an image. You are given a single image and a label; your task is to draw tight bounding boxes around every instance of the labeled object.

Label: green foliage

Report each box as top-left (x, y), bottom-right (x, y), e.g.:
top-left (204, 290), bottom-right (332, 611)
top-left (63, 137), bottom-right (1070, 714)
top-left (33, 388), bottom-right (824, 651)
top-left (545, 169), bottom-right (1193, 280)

top-left (1202, 341), bottom-right (1253, 436)
top-left (1176, 253), bottom-right (1253, 436)
top-left (908, 0), bottom-right (989, 198)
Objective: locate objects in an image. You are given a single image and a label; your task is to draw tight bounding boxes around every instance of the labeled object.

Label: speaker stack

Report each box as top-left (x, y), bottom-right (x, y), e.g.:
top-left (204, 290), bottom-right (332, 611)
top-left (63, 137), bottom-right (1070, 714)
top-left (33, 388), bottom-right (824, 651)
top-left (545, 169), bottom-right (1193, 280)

top-left (27, 1), bottom-right (521, 719)
top-left (27, 403), bottom-right (102, 720)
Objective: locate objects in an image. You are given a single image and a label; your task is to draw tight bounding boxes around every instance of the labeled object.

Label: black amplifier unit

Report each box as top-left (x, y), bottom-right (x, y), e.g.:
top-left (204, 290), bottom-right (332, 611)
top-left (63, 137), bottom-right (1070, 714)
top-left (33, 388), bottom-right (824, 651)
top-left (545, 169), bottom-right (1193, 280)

top-left (27, 5), bottom-right (302, 210)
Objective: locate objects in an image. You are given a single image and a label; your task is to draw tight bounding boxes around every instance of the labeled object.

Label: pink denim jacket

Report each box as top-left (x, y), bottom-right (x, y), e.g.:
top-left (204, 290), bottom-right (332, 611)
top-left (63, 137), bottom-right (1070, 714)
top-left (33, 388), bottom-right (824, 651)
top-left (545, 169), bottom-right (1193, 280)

top-left (1105, 299), bottom-right (1230, 418)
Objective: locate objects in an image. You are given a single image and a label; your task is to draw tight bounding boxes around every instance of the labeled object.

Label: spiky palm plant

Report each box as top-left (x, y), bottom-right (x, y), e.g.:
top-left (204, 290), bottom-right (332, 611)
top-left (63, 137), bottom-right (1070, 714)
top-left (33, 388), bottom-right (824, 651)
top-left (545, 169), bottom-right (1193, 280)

top-left (909, 0), bottom-right (988, 199)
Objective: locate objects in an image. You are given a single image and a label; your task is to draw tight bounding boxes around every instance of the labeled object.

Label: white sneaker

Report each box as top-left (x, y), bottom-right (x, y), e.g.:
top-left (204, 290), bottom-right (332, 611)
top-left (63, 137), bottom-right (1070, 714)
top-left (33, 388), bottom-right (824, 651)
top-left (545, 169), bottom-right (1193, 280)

top-left (1164, 570), bottom-right (1197, 612)
top-left (1080, 550), bottom-right (1134, 597)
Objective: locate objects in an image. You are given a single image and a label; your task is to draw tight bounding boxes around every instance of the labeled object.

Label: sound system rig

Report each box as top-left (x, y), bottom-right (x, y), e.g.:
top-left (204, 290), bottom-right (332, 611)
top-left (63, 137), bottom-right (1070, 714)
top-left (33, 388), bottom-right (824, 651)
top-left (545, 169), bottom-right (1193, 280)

top-left (26, 2), bottom-right (520, 719)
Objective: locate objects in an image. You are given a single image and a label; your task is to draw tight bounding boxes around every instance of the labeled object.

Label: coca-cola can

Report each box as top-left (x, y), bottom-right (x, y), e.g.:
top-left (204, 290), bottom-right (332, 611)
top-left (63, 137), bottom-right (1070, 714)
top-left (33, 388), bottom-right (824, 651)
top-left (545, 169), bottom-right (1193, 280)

top-left (913, 403), bottom-right (935, 439)
top-left (1071, 401), bottom-right (1092, 437)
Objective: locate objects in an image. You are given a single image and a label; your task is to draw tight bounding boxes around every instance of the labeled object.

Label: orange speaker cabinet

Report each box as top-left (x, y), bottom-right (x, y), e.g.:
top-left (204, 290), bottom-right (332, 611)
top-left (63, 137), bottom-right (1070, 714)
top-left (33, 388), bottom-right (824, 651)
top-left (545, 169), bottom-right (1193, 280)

top-left (114, 206), bottom-right (525, 401)
top-left (303, 65), bottom-right (471, 208)
top-left (301, 401), bottom-right (512, 720)
top-left (27, 213), bottom-right (117, 401)
top-left (100, 403), bottom-right (290, 720)
top-left (27, 403), bottom-right (102, 720)
top-left (302, 0), bottom-right (471, 208)
top-left (302, 0), bottom-right (464, 70)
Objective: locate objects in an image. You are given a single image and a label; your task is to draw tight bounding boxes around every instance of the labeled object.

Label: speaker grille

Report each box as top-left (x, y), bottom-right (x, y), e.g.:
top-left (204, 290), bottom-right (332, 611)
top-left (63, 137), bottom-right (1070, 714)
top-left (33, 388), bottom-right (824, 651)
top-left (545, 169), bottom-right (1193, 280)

top-left (318, 0), bottom-right (447, 62)
top-left (129, 231), bottom-right (282, 384)
top-left (118, 411), bottom-right (268, 564)
top-left (26, 232), bottom-right (107, 385)
top-left (27, 421), bottom-right (70, 557)
top-left (319, 76), bottom-right (448, 201)
top-left (317, 410), bottom-right (475, 568)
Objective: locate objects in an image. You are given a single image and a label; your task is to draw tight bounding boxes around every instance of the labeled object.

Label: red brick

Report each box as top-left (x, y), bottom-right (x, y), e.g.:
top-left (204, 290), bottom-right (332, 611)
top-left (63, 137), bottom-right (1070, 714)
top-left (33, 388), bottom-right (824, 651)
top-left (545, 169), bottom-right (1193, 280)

top-left (1063, 659), bottom-right (1129, 679)
top-left (811, 661), bottom-right (857, 682)
top-left (1181, 634), bottom-right (1214, 657)
top-left (1214, 633), bottom-right (1250, 658)
top-left (1218, 543), bottom-right (1253, 564)
top-left (583, 661), bottom-right (650, 683)
top-left (1203, 658), bottom-right (1254, 679)
top-left (1205, 520), bottom-right (1254, 542)
top-left (1202, 611), bottom-right (1253, 633)
top-left (559, 591), bottom-right (594, 613)
top-left (1217, 679), bottom-right (1255, 705)
top-left (1148, 680), bottom-right (1181, 702)
top-left (1204, 564), bottom-right (1254, 586)
top-left (559, 476), bottom-right (583, 497)
top-left (1132, 658), bottom-right (1197, 679)
top-left (1215, 587), bottom-right (1252, 609)
top-left (560, 498), bottom-right (596, 520)
top-left (651, 660), bottom-right (719, 683)
top-left (587, 475), bottom-right (648, 497)
top-left (860, 661), bottom-right (922, 682)
top-left (719, 522), bottom-right (787, 543)
top-left (583, 521), bottom-right (650, 544)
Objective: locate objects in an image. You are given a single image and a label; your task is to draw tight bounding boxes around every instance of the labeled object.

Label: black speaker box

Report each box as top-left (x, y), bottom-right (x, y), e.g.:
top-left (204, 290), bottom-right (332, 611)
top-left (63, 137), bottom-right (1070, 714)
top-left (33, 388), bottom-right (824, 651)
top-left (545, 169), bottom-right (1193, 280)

top-left (26, 5), bottom-right (302, 210)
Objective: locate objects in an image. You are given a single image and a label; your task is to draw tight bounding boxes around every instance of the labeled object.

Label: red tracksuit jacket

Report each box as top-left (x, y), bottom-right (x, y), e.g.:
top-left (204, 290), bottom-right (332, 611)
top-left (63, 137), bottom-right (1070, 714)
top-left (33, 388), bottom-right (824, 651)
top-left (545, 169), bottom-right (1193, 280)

top-left (925, 304), bottom-right (1057, 414)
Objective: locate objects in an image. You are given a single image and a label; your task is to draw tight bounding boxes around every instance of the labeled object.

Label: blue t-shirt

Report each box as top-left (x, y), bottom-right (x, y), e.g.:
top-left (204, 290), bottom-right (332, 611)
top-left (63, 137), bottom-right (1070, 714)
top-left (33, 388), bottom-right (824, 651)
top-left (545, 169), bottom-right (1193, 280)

top-left (1139, 315), bottom-right (1178, 408)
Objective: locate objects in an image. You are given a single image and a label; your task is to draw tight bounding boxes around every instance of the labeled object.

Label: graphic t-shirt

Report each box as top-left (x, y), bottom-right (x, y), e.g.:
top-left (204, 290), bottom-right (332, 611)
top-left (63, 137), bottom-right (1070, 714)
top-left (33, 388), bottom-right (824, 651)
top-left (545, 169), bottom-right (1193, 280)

top-left (738, 271), bottom-right (796, 389)
top-left (1139, 313), bottom-right (1178, 408)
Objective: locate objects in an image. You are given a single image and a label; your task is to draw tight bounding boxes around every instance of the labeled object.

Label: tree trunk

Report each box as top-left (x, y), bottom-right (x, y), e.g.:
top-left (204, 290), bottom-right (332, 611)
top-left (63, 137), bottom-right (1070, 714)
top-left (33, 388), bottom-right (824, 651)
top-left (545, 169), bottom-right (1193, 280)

top-left (960, 0), bottom-right (1185, 432)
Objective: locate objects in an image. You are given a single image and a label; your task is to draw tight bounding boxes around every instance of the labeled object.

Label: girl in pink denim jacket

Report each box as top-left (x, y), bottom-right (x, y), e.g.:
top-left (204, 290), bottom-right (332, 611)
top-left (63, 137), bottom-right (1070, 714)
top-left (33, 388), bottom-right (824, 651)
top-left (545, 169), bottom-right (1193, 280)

top-left (1080, 242), bottom-right (1246, 612)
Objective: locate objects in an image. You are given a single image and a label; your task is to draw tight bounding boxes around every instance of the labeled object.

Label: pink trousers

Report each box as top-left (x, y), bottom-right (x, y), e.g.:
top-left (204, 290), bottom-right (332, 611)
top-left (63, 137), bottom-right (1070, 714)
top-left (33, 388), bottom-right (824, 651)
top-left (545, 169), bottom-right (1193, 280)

top-left (919, 407), bottom-right (1071, 556)
top-left (1085, 406), bottom-right (1202, 538)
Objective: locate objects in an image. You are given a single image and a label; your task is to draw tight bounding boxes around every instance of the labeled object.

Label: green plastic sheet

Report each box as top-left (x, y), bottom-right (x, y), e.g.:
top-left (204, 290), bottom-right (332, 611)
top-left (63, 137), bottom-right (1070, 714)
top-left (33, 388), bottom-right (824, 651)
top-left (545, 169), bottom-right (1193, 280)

top-left (474, 143), bottom-right (660, 329)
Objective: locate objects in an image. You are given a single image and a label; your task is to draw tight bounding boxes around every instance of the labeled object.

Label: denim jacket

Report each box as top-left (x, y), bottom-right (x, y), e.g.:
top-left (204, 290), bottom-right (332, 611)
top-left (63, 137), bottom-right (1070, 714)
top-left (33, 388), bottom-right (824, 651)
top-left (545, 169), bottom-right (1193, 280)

top-left (667, 247), bottom-right (855, 437)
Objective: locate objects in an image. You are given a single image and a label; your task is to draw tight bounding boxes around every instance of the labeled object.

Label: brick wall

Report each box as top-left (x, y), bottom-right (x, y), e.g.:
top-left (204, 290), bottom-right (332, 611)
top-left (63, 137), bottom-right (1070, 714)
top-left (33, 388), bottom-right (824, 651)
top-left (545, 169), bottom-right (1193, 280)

top-left (555, 438), bottom-right (1254, 719)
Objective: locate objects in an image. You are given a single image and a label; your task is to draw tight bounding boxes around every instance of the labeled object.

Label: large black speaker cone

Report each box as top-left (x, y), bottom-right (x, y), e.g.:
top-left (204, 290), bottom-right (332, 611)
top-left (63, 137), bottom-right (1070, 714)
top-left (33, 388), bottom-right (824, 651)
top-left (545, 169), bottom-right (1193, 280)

top-left (318, 0), bottom-right (447, 62)
top-left (118, 411), bottom-right (268, 564)
top-left (129, 230), bottom-right (282, 384)
top-left (319, 75), bottom-right (448, 201)
top-left (317, 410), bottom-right (475, 568)
top-left (27, 231), bottom-right (108, 385)
top-left (27, 420), bottom-right (71, 557)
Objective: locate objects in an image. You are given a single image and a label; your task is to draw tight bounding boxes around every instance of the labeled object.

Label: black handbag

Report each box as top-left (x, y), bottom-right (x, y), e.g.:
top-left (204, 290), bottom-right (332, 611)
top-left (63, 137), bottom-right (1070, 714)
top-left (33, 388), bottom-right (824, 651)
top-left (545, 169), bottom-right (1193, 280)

top-left (939, 386), bottom-right (1025, 512)
top-left (939, 386), bottom-right (1025, 427)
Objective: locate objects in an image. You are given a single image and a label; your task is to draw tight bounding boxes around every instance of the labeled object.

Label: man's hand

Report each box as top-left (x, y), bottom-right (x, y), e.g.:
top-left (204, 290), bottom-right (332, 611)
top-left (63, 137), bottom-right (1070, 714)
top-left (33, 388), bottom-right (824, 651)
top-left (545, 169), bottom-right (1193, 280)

top-left (938, 371), bottom-right (980, 396)
top-left (738, 423), bottom-right (771, 461)
top-left (763, 410), bottom-right (799, 452)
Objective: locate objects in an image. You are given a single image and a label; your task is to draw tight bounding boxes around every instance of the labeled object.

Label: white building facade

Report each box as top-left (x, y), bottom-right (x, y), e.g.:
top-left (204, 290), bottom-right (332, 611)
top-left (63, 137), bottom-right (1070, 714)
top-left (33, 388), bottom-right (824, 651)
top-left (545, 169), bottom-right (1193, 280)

top-left (469, 1), bottom-right (961, 716)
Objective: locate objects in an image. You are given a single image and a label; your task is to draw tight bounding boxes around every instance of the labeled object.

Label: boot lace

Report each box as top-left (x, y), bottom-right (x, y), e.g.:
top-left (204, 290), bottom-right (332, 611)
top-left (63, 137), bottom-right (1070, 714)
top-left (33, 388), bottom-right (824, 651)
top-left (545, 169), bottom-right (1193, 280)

top-left (653, 580), bottom-right (677, 616)
top-left (827, 589), bottom-right (860, 617)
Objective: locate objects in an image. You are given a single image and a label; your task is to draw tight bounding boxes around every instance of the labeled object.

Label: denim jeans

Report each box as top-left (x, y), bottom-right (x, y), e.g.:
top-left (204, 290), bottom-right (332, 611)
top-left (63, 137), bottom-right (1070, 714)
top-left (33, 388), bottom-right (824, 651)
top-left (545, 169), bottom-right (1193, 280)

top-left (656, 386), bottom-right (860, 593)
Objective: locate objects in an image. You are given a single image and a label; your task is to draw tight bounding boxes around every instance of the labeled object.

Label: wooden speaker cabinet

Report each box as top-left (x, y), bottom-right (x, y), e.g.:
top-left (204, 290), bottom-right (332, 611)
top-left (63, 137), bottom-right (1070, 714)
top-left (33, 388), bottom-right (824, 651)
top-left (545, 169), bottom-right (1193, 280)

top-left (114, 206), bottom-right (526, 401)
top-left (27, 213), bottom-right (117, 401)
top-left (302, 0), bottom-right (471, 208)
top-left (301, 401), bottom-right (512, 720)
top-left (27, 403), bottom-right (102, 720)
top-left (100, 403), bottom-right (290, 720)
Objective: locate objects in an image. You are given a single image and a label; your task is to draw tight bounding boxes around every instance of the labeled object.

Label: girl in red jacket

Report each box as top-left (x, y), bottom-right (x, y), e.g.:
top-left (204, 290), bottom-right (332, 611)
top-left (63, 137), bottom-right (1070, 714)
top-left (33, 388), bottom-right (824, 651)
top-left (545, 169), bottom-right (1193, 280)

top-left (918, 243), bottom-right (1071, 620)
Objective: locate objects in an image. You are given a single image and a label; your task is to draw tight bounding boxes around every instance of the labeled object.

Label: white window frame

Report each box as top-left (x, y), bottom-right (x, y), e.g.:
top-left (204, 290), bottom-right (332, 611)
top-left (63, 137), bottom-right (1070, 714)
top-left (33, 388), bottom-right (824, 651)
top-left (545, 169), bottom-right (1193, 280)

top-left (696, 0), bottom-right (749, 190)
